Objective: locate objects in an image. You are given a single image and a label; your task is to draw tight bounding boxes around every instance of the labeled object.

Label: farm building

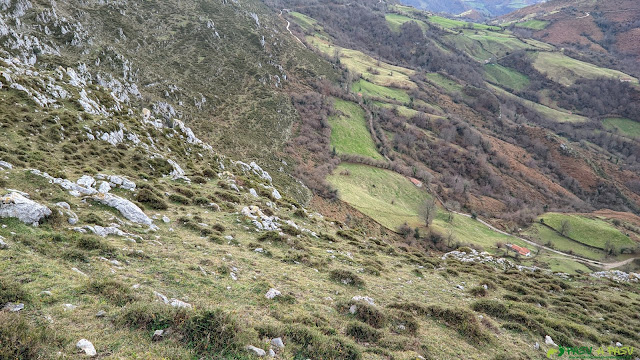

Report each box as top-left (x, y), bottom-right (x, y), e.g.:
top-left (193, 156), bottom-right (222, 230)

top-left (507, 244), bottom-right (531, 257)
top-left (408, 177), bottom-right (423, 188)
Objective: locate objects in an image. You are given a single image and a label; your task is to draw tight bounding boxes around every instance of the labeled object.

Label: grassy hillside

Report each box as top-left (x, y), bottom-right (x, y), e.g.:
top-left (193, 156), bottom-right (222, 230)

top-left (539, 213), bottom-right (635, 251)
top-left (484, 64), bottom-right (530, 91)
top-left (603, 118), bottom-right (640, 138)
top-left (531, 52), bottom-right (638, 86)
top-left (329, 99), bottom-right (383, 160)
top-left (352, 79), bottom-right (410, 103)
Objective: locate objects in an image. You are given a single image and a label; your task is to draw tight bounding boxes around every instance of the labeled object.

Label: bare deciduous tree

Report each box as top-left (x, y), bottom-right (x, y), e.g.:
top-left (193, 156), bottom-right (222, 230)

top-left (424, 198), bottom-right (436, 228)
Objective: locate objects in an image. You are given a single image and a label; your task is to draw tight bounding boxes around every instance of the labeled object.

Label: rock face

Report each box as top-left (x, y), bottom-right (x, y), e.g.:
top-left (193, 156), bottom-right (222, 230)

top-left (76, 339), bottom-right (97, 357)
top-left (0, 192), bottom-right (51, 226)
top-left (92, 193), bottom-right (153, 226)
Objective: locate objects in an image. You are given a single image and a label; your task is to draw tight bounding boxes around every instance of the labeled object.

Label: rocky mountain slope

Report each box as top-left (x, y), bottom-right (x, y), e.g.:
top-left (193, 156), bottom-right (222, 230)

top-left (399, 0), bottom-right (545, 18)
top-left (0, 0), bottom-right (639, 359)
top-left (498, 0), bottom-right (640, 67)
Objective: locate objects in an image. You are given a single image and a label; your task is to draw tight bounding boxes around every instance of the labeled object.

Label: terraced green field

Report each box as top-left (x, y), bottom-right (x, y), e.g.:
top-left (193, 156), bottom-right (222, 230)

top-left (524, 224), bottom-right (607, 261)
top-left (327, 163), bottom-right (428, 229)
top-left (603, 118), bottom-right (640, 138)
top-left (385, 13), bottom-right (428, 32)
top-left (484, 64), bottom-right (530, 91)
top-left (515, 19), bottom-right (549, 30)
top-left (328, 99), bottom-right (382, 160)
top-left (490, 84), bottom-right (587, 123)
top-left (289, 11), bottom-right (317, 32)
top-left (352, 79), bottom-right (410, 103)
top-left (539, 213), bottom-right (635, 251)
top-left (426, 73), bottom-right (463, 92)
top-left (428, 15), bottom-right (500, 30)
top-left (532, 52), bottom-right (639, 86)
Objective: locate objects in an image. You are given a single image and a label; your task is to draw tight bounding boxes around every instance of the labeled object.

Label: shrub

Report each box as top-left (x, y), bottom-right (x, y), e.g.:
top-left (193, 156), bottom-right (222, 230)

top-left (118, 302), bottom-right (187, 331)
top-left (85, 279), bottom-right (136, 306)
top-left (135, 189), bottom-right (168, 210)
top-left (182, 309), bottom-right (246, 355)
top-left (169, 194), bottom-right (191, 205)
top-left (426, 305), bottom-right (490, 344)
top-left (389, 310), bottom-right (419, 335)
top-left (0, 277), bottom-right (30, 306)
top-left (76, 236), bottom-right (115, 255)
top-left (0, 312), bottom-right (61, 359)
top-left (258, 231), bottom-right (284, 242)
top-left (193, 197), bottom-right (209, 206)
top-left (280, 223), bottom-right (302, 236)
top-left (283, 324), bottom-right (361, 360)
top-left (339, 301), bottom-right (386, 328)
top-left (329, 269), bottom-right (365, 287)
top-left (175, 187), bottom-right (195, 198)
top-left (469, 286), bottom-right (487, 297)
top-left (346, 321), bottom-right (381, 343)
top-left (85, 213), bottom-right (105, 226)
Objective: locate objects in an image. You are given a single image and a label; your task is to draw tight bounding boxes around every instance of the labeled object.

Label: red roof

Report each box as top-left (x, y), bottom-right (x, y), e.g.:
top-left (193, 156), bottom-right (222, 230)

top-left (510, 245), bottom-right (530, 256)
top-left (408, 177), bottom-right (423, 187)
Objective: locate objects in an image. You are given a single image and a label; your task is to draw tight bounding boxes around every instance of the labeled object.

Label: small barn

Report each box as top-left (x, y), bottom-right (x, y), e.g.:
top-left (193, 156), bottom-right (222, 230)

top-left (507, 244), bottom-right (531, 257)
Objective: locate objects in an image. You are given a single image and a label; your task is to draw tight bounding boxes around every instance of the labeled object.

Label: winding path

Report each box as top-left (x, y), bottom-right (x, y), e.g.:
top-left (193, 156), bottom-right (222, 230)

top-left (279, 9), bottom-right (306, 48)
top-left (576, 12), bottom-right (590, 19)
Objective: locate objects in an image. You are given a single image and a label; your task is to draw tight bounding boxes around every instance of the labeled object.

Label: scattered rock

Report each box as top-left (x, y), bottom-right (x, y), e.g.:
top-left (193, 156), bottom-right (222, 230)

top-left (0, 160), bottom-right (13, 169)
top-left (162, 215), bottom-right (170, 223)
top-left (265, 288), bottom-right (281, 299)
top-left (2, 302), bottom-right (24, 312)
top-left (0, 237), bottom-right (8, 249)
top-left (96, 310), bottom-right (106, 318)
top-left (268, 349), bottom-right (276, 357)
top-left (591, 270), bottom-right (639, 283)
top-left (534, 342), bottom-right (539, 351)
top-left (71, 267), bottom-right (88, 277)
top-left (40, 291), bottom-right (52, 296)
top-left (76, 339), bottom-right (97, 357)
top-left (63, 303), bottom-right (77, 311)
top-left (616, 342), bottom-right (623, 347)
top-left (271, 337), bottom-right (284, 349)
top-left (92, 193), bottom-right (153, 226)
top-left (352, 296), bottom-right (375, 305)
top-left (271, 189), bottom-right (282, 200)
top-left (55, 202), bottom-right (71, 210)
top-left (98, 181), bottom-right (111, 194)
top-left (77, 175), bottom-right (96, 188)
top-left (152, 329), bottom-right (164, 341)
top-left (0, 192), bottom-right (52, 226)
top-left (249, 188), bottom-right (258, 198)
top-left (456, 285), bottom-right (465, 290)
top-left (169, 299), bottom-right (192, 309)
top-left (545, 335), bottom-right (557, 347)
top-left (349, 305), bottom-right (358, 314)
top-left (246, 345), bottom-right (266, 357)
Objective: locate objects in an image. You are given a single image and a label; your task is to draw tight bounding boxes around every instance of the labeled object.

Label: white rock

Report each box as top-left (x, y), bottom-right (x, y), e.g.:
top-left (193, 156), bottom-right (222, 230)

top-left (92, 193), bottom-right (153, 226)
top-left (71, 268), bottom-right (88, 277)
top-left (271, 337), bottom-right (284, 349)
top-left (272, 189), bottom-right (282, 200)
top-left (0, 160), bottom-right (13, 169)
top-left (268, 349), bottom-right (276, 357)
top-left (3, 302), bottom-right (24, 312)
top-left (545, 335), bottom-right (557, 347)
top-left (169, 299), bottom-right (192, 309)
top-left (96, 310), bottom-right (106, 317)
top-left (265, 288), bottom-right (281, 299)
top-left (352, 296), bottom-right (375, 305)
top-left (162, 215), bottom-right (170, 223)
top-left (98, 182), bottom-right (111, 194)
top-left (76, 339), bottom-right (97, 357)
top-left (249, 188), bottom-right (258, 197)
top-left (40, 291), bottom-right (53, 296)
top-left (55, 202), bottom-right (71, 210)
top-left (77, 175), bottom-right (96, 188)
top-left (0, 192), bottom-right (52, 226)
top-left (63, 303), bottom-right (77, 311)
top-left (0, 238), bottom-right (8, 249)
top-left (246, 345), bottom-right (266, 357)
top-left (154, 291), bottom-right (169, 304)
top-left (616, 342), bottom-right (623, 347)
top-left (534, 342), bottom-right (540, 350)
top-left (349, 304), bottom-right (358, 314)
top-left (152, 329), bottom-right (164, 341)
